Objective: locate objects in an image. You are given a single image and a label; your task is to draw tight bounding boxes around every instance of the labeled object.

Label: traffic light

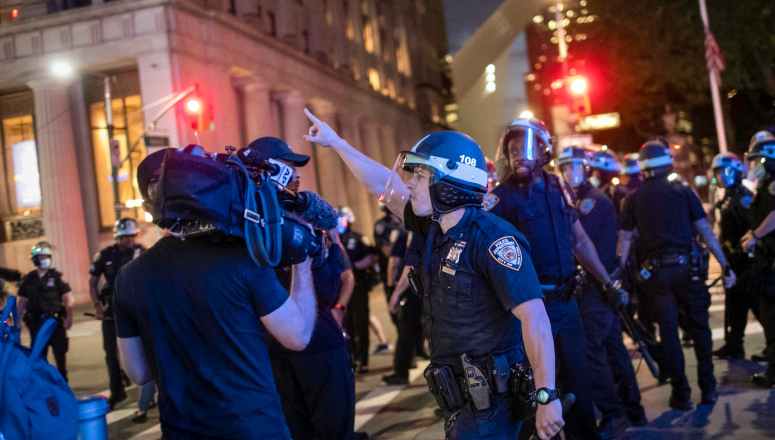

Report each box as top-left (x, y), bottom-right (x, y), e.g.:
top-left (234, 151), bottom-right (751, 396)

top-left (184, 96), bottom-right (204, 131)
top-left (567, 75), bottom-right (591, 115)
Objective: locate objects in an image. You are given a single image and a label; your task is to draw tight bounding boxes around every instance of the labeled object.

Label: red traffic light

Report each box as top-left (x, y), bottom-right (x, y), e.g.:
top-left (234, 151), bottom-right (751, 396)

top-left (568, 76), bottom-right (588, 96)
top-left (184, 97), bottom-right (203, 115)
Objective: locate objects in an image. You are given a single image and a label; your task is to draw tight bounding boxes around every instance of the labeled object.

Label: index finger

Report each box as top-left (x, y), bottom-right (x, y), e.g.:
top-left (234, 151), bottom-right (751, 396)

top-left (304, 107), bottom-right (321, 124)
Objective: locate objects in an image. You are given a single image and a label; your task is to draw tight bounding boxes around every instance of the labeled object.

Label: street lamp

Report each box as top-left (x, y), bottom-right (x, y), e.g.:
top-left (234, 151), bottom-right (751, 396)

top-left (519, 109), bottom-right (535, 119)
top-left (49, 59), bottom-right (74, 80)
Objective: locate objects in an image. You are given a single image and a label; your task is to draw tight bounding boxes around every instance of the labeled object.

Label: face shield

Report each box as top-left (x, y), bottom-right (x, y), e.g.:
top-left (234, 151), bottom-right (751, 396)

top-left (381, 151), bottom-right (439, 218)
top-left (561, 161), bottom-right (587, 188)
top-left (747, 158), bottom-right (766, 183)
top-left (713, 167), bottom-right (739, 189)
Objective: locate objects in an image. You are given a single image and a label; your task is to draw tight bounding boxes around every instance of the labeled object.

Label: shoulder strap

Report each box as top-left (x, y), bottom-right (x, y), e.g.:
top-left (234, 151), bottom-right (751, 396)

top-left (30, 318), bottom-right (58, 360)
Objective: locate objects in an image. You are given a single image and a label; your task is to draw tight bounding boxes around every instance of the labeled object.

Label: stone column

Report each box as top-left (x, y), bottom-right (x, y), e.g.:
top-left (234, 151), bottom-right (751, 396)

top-left (276, 91), bottom-right (318, 192)
top-left (309, 101), bottom-right (347, 209)
top-left (28, 79), bottom-right (91, 303)
top-left (241, 81), bottom-right (277, 141)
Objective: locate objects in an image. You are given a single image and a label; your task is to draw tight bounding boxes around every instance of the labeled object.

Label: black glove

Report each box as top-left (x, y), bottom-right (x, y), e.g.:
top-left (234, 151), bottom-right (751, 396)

top-left (603, 280), bottom-right (630, 309)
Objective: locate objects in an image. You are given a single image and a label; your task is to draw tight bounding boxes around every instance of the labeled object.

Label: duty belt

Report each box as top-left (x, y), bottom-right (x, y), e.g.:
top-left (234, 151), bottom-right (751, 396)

top-left (540, 276), bottom-right (576, 302)
top-left (649, 253), bottom-right (689, 267)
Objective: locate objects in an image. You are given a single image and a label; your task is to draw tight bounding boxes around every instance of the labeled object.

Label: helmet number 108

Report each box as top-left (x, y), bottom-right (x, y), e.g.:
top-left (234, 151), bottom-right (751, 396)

top-left (459, 155), bottom-right (477, 167)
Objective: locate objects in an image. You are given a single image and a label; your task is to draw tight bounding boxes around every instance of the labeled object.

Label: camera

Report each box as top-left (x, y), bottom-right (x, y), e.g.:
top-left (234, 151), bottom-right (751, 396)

top-left (138, 144), bottom-right (335, 267)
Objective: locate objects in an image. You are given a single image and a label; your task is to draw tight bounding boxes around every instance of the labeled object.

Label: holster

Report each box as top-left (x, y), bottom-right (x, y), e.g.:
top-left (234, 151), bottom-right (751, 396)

top-left (408, 268), bottom-right (423, 297)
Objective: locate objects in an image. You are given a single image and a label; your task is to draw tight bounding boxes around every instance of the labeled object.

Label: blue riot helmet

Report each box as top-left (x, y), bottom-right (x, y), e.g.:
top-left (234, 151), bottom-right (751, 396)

top-left (589, 150), bottom-right (621, 187)
top-left (622, 153), bottom-right (641, 176)
top-left (495, 118), bottom-right (553, 182)
top-left (746, 131), bottom-right (775, 183)
top-left (557, 146), bottom-right (589, 188)
top-left (638, 139), bottom-right (674, 179)
top-left (386, 131), bottom-right (488, 216)
top-left (711, 153), bottom-right (744, 189)
top-left (337, 206), bottom-right (355, 234)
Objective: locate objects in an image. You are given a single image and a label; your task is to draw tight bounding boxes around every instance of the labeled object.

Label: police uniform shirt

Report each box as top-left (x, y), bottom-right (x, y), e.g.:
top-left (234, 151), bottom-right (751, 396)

top-left (114, 236), bottom-right (291, 439)
top-left (576, 183), bottom-right (619, 272)
top-left (342, 229), bottom-right (379, 287)
top-left (485, 172), bottom-right (578, 284)
top-left (750, 175), bottom-right (775, 256)
top-left (404, 205), bottom-right (543, 366)
top-left (388, 229), bottom-right (411, 282)
top-left (621, 176), bottom-right (706, 258)
top-left (90, 243), bottom-right (145, 317)
top-left (717, 186), bottom-right (754, 262)
top-left (18, 269), bottom-right (71, 316)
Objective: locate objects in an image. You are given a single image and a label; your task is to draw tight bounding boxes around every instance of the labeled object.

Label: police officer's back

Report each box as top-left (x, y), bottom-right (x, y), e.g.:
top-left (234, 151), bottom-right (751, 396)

top-left (18, 241), bottom-right (73, 381)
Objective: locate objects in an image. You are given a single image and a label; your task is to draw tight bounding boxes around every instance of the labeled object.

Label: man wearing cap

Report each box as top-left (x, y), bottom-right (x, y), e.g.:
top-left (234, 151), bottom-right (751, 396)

top-left (89, 217), bottom-right (150, 412)
top-left (618, 140), bottom-right (735, 409)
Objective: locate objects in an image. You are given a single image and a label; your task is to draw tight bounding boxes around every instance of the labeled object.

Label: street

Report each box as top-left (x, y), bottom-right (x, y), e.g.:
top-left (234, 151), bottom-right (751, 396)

top-left (34, 278), bottom-right (773, 440)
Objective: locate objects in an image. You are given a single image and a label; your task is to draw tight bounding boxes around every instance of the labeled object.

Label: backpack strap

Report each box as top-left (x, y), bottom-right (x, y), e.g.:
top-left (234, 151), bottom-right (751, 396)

top-left (30, 318), bottom-right (58, 360)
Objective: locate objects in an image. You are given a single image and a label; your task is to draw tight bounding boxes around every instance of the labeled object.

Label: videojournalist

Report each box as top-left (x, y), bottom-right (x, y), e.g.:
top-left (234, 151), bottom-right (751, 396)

top-left (114, 145), bottom-right (318, 439)
top-left (305, 109), bottom-right (564, 439)
top-left (242, 136), bottom-right (358, 439)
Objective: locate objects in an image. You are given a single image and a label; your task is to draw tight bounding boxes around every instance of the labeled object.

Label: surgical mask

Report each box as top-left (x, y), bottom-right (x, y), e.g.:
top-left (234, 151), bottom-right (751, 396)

top-left (37, 257), bottom-right (52, 270)
top-left (589, 175), bottom-right (601, 188)
top-left (748, 162), bottom-right (766, 183)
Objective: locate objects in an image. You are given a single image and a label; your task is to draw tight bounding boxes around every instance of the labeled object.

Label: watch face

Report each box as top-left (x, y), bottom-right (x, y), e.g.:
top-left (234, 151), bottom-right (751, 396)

top-left (537, 389), bottom-right (549, 404)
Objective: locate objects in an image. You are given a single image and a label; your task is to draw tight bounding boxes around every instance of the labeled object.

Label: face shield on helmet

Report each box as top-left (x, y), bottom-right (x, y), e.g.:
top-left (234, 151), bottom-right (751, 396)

top-left (382, 151), bottom-right (443, 218)
top-left (561, 162), bottom-right (587, 188)
top-left (711, 153), bottom-right (743, 189)
top-left (495, 119), bottom-right (552, 182)
top-left (31, 241), bottom-right (54, 269)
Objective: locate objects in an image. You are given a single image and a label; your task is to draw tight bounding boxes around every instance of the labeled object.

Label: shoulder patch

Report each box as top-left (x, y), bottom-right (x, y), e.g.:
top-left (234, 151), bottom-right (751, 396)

top-left (482, 193), bottom-right (500, 211)
top-left (769, 181), bottom-right (775, 197)
top-left (488, 236), bottom-right (523, 271)
top-left (579, 198), bottom-right (596, 215)
top-left (740, 194), bottom-right (753, 209)
top-left (375, 223), bottom-right (385, 235)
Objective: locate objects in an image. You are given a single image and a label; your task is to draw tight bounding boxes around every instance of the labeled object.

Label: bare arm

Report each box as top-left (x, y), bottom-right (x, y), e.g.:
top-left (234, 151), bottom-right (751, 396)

top-left (694, 218), bottom-right (729, 268)
top-left (743, 210), bottom-right (775, 251)
top-left (572, 220), bottom-right (612, 284)
top-left (617, 229), bottom-right (634, 268)
top-left (386, 255), bottom-right (402, 287)
top-left (353, 254), bottom-right (377, 270)
top-left (304, 108), bottom-right (408, 218)
top-left (389, 266), bottom-right (412, 313)
top-left (337, 269), bottom-right (355, 307)
top-left (88, 276), bottom-right (100, 305)
top-left (16, 295), bottom-right (26, 318)
top-left (260, 260), bottom-right (317, 351)
top-left (118, 336), bottom-right (152, 385)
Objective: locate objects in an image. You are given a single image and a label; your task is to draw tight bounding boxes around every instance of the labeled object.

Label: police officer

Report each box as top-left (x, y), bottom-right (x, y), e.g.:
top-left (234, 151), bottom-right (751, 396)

top-left (305, 109), bottom-right (564, 440)
top-left (558, 147), bottom-right (647, 432)
top-left (89, 218), bottom-right (146, 409)
top-left (616, 153), bottom-right (642, 214)
top-left (741, 131), bottom-right (775, 388)
top-left (710, 153), bottom-right (762, 360)
top-left (487, 118), bottom-right (625, 440)
top-left (374, 204), bottom-right (403, 323)
top-left (589, 150), bottom-right (622, 199)
top-left (17, 241), bottom-right (73, 381)
top-left (338, 207), bottom-right (382, 372)
top-left (618, 140), bottom-right (736, 409)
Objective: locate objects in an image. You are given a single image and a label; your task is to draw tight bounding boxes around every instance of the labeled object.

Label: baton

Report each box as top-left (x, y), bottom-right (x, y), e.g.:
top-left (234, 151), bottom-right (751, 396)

top-left (618, 310), bottom-right (661, 380)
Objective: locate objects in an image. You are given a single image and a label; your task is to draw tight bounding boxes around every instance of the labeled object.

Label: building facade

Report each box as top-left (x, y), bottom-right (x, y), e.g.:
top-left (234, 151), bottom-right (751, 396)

top-left (0, 0), bottom-right (451, 302)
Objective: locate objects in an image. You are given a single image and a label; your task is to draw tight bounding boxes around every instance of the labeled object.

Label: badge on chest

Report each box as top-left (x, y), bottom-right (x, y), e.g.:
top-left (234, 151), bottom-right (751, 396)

top-left (578, 198), bottom-right (596, 215)
top-left (442, 240), bottom-right (467, 276)
top-left (46, 277), bottom-right (55, 288)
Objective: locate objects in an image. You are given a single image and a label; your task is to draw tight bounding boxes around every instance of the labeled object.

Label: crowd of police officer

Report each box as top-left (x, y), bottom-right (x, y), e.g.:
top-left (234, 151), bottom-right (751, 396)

top-left (4, 106), bottom-right (775, 440)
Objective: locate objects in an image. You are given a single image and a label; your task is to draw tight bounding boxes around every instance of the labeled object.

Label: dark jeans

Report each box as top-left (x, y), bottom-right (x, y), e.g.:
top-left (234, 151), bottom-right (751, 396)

top-left (545, 297), bottom-right (599, 440)
top-left (394, 292), bottom-right (422, 377)
top-left (28, 316), bottom-right (68, 381)
top-left (642, 264), bottom-right (715, 398)
top-left (270, 345), bottom-right (355, 440)
top-left (445, 396), bottom-right (522, 440)
top-left (102, 318), bottom-right (127, 400)
top-left (346, 287), bottom-right (370, 367)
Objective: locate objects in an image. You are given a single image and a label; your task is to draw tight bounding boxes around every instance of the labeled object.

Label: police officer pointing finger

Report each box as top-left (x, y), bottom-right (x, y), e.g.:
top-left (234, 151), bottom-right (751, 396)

top-left (304, 108), bottom-right (564, 439)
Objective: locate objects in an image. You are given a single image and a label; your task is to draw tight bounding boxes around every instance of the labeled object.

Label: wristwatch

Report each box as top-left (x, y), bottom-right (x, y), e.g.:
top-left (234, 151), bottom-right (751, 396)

top-left (534, 387), bottom-right (560, 405)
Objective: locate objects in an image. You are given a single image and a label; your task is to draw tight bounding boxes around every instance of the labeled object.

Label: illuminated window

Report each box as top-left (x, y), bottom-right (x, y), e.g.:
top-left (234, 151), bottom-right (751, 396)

top-left (89, 94), bottom-right (147, 228)
top-left (346, 20), bottom-right (355, 41)
top-left (368, 68), bottom-right (381, 91)
top-left (363, 21), bottom-right (376, 53)
top-left (1, 115), bottom-right (41, 212)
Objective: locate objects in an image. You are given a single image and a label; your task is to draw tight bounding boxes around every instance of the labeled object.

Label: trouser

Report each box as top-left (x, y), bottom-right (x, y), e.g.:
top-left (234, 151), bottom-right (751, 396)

top-left (28, 316), bottom-right (68, 381)
top-left (270, 345), bottom-right (355, 440)
top-left (641, 264), bottom-right (715, 398)
top-left (544, 297), bottom-right (600, 440)
top-left (579, 286), bottom-right (645, 424)
top-left (444, 395), bottom-right (522, 440)
top-left (346, 286), bottom-right (371, 367)
top-left (102, 318), bottom-right (127, 400)
top-left (723, 270), bottom-right (762, 351)
top-left (757, 270), bottom-right (775, 379)
top-left (139, 381), bottom-right (157, 411)
top-left (394, 292), bottom-right (422, 377)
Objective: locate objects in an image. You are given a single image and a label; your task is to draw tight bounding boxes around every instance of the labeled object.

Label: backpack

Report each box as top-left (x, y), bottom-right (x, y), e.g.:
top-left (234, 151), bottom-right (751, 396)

top-left (0, 296), bottom-right (78, 440)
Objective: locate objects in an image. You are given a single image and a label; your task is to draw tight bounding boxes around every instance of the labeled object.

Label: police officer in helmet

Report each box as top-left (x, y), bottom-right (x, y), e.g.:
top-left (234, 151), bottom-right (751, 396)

top-left (488, 118), bottom-right (625, 439)
top-left (558, 147), bottom-right (647, 432)
top-left (616, 153), bottom-right (642, 214)
top-left (618, 140), bottom-right (736, 409)
top-left (710, 153), bottom-right (762, 361)
top-left (17, 241), bottom-right (74, 381)
top-left (305, 109), bottom-right (564, 439)
top-left (90, 217), bottom-right (147, 410)
top-left (741, 131), bottom-right (775, 388)
top-left (589, 150), bottom-right (622, 194)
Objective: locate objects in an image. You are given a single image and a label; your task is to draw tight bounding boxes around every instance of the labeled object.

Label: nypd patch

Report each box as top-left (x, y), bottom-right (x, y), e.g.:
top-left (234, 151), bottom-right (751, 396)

top-left (769, 181), bottom-right (775, 197)
top-left (482, 193), bottom-right (500, 211)
top-left (488, 236), bottom-right (523, 271)
top-left (579, 198), bottom-right (596, 215)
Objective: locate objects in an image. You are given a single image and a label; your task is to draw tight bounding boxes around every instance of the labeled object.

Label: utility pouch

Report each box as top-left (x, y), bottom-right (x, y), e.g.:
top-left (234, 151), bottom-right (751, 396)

top-left (424, 364), bottom-right (465, 413)
top-left (492, 354), bottom-right (511, 394)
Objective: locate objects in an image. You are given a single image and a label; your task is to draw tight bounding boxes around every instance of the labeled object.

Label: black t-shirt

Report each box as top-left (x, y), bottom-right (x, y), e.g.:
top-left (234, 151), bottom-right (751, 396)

top-left (114, 236), bottom-right (291, 439)
top-left (18, 269), bottom-right (70, 316)
top-left (404, 205), bottom-right (543, 366)
top-left (90, 243), bottom-right (145, 317)
top-left (389, 229), bottom-right (411, 281)
top-left (341, 230), bottom-right (379, 290)
top-left (621, 176), bottom-right (706, 258)
top-left (271, 242), bottom-right (351, 355)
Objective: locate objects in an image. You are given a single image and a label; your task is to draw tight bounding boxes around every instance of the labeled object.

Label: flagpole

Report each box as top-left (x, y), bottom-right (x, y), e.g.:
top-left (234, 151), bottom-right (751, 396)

top-left (699, 0), bottom-right (728, 153)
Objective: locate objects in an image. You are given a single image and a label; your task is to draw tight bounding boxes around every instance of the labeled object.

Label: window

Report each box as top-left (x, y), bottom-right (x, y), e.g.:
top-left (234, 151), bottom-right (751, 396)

top-left (89, 94), bottom-right (147, 228)
top-left (363, 20), bottom-right (376, 53)
top-left (1, 115), bottom-right (41, 213)
top-left (368, 68), bottom-right (381, 91)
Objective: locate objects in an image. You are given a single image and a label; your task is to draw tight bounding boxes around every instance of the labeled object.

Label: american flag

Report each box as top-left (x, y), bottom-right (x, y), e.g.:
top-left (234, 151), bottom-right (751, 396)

top-left (704, 26), bottom-right (726, 84)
